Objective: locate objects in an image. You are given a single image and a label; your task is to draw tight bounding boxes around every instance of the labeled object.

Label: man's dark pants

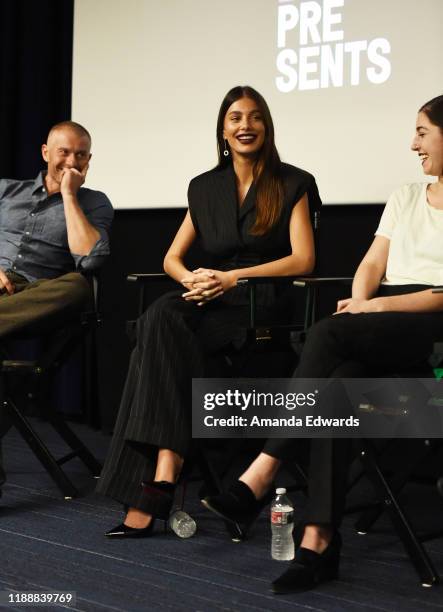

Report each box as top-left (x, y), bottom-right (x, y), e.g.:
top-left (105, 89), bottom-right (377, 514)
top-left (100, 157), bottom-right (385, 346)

top-left (0, 271), bottom-right (91, 491)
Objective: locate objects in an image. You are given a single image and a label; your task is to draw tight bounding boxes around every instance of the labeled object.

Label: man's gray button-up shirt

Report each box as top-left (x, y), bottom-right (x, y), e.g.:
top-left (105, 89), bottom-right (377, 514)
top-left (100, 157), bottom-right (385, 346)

top-left (0, 172), bottom-right (113, 281)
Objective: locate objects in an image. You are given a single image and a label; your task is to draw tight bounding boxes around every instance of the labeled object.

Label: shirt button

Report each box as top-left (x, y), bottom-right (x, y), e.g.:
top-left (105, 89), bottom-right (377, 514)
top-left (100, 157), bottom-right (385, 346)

top-left (25, 231), bottom-right (30, 235)
top-left (18, 254), bottom-right (22, 258)
top-left (13, 266), bottom-right (16, 270)
top-left (30, 213), bottom-right (35, 217)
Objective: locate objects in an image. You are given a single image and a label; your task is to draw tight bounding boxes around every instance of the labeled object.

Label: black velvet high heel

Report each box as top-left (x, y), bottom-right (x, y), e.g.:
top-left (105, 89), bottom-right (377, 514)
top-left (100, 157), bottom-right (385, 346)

top-left (140, 480), bottom-right (176, 520)
top-left (105, 519), bottom-right (157, 538)
top-left (271, 531), bottom-right (342, 594)
top-left (201, 481), bottom-right (272, 541)
top-left (105, 480), bottom-right (175, 538)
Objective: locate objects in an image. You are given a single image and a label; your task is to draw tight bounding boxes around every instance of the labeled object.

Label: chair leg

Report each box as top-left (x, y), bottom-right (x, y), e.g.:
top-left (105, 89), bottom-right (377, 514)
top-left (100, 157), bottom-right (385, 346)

top-left (358, 440), bottom-right (439, 587)
top-left (4, 398), bottom-right (79, 499)
top-left (47, 412), bottom-right (102, 475)
top-left (0, 413), bottom-right (12, 439)
top-left (285, 461), bottom-right (308, 490)
top-left (178, 478), bottom-right (188, 510)
top-left (196, 447), bottom-right (224, 497)
top-left (355, 440), bottom-right (437, 533)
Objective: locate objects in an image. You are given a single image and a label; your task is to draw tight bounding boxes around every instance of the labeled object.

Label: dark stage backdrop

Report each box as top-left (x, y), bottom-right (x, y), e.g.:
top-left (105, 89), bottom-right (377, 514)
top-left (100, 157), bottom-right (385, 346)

top-left (0, 0), bottom-right (73, 179)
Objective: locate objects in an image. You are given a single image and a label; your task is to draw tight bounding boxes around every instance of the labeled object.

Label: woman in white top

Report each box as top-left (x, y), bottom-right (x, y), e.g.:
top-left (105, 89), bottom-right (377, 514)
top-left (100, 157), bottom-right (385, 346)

top-left (201, 95), bottom-right (443, 593)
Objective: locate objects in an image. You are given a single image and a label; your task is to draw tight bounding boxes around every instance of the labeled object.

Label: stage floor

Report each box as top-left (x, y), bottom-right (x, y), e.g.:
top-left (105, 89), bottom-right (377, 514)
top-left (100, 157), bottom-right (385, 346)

top-left (1, 420), bottom-right (443, 611)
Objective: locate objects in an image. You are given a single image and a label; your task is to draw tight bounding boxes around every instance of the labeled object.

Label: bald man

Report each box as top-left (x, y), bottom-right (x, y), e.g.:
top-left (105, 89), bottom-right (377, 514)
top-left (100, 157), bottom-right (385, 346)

top-left (0, 121), bottom-right (113, 489)
top-left (0, 121), bottom-right (113, 338)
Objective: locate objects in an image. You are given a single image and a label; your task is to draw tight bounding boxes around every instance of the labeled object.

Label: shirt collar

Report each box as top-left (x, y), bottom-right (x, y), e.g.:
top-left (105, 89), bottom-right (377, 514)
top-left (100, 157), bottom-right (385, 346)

top-left (31, 171), bottom-right (47, 195)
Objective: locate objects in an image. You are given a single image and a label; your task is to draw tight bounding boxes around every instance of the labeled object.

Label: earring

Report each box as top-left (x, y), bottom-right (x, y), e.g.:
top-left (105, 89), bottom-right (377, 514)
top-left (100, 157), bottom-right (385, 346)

top-left (223, 139), bottom-right (229, 157)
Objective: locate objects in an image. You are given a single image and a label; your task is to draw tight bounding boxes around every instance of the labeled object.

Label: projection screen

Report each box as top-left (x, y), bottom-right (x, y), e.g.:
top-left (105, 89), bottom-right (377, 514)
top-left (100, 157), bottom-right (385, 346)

top-left (72, 0), bottom-right (443, 208)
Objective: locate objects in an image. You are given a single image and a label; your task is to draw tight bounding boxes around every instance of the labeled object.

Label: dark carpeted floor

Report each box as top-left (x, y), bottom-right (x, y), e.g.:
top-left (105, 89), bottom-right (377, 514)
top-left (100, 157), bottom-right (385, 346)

top-left (1, 421), bottom-right (443, 612)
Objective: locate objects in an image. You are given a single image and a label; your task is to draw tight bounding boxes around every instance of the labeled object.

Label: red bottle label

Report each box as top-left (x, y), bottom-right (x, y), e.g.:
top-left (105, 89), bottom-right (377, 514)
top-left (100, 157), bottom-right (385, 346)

top-left (271, 510), bottom-right (293, 525)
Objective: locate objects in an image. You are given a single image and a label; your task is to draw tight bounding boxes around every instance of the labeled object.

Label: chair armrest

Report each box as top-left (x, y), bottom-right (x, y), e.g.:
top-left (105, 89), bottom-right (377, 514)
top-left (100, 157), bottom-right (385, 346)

top-left (291, 276), bottom-right (353, 287)
top-left (236, 277), bottom-right (301, 326)
top-left (236, 275), bottom-right (353, 286)
top-left (127, 273), bottom-right (168, 283)
top-left (237, 275), bottom-right (301, 286)
top-left (126, 273), bottom-right (178, 316)
top-left (80, 310), bottom-right (102, 326)
top-left (236, 275), bottom-right (353, 328)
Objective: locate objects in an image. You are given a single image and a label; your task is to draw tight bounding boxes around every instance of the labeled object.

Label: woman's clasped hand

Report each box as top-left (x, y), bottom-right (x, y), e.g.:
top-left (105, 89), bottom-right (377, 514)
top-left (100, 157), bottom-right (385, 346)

top-left (181, 268), bottom-right (236, 305)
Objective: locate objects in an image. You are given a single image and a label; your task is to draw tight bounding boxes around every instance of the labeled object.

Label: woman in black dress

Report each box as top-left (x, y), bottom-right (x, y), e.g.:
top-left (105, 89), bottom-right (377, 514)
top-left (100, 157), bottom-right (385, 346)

top-left (98, 85), bottom-right (320, 537)
top-left (202, 94), bottom-right (443, 592)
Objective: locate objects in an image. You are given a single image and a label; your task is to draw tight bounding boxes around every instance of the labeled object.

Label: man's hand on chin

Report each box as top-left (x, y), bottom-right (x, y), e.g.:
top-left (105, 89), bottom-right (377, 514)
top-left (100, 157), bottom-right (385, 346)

top-left (61, 166), bottom-right (88, 197)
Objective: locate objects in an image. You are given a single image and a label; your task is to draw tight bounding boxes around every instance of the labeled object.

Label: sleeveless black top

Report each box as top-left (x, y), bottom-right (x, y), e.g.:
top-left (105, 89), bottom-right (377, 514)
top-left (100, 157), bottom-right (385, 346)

top-left (188, 162), bottom-right (321, 306)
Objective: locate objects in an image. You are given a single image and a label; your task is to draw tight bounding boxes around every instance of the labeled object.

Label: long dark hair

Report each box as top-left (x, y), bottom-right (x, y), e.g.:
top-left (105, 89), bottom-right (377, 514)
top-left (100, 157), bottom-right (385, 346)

top-left (419, 95), bottom-right (443, 132)
top-left (216, 85), bottom-right (283, 235)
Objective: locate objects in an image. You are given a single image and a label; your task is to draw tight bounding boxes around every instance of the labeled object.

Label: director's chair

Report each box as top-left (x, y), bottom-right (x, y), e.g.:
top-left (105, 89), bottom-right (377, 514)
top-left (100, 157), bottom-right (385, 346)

top-left (0, 280), bottom-right (103, 500)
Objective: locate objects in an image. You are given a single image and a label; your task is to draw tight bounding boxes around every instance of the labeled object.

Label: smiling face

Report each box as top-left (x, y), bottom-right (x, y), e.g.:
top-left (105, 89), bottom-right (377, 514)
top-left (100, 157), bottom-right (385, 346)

top-left (411, 111), bottom-right (443, 177)
top-left (223, 96), bottom-right (266, 160)
top-left (41, 127), bottom-right (91, 191)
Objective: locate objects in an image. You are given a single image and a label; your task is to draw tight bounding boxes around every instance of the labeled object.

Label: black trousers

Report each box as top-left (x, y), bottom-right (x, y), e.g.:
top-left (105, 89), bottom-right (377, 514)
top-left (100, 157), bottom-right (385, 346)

top-left (96, 290), bottom-right (291, 512)
top-left (264, 287), bottom-right (443, 527)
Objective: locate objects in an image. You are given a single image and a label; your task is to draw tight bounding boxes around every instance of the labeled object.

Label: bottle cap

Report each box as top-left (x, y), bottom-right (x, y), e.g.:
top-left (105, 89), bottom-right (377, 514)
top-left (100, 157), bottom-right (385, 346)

top-left (276, 487), bottom-right (286, 495)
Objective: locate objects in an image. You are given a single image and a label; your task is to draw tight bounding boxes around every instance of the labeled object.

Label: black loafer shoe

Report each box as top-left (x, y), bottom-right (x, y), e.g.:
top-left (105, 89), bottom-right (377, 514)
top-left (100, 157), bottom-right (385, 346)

top-left (272, 532), bottom-right (341, 594)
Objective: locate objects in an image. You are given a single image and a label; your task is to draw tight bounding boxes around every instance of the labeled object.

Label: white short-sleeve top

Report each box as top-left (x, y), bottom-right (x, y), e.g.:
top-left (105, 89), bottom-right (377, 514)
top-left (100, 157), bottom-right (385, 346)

top-left (375, 183), bottom-right (443, 286)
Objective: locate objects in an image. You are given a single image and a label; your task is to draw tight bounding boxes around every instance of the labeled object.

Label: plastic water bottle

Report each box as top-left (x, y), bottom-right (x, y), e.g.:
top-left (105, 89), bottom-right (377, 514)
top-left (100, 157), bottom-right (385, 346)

top-left (168, 510), bottom-right (197, 538)
top-left (271, 487), bottom-right (294, 560)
